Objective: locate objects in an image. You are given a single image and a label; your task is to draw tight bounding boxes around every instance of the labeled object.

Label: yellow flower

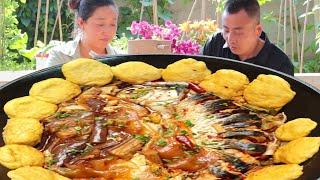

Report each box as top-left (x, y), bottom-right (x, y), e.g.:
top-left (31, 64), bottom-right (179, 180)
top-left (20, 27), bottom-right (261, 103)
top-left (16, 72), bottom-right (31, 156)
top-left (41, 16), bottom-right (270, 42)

top-left (180, 21), bottom-right (191, 33)
top-left (208, 20), bottom-right (218, 31)
top-left (190, 21), bottom-right (201, 31)
top-left (179, 20), bottom-right (219, 45)
top-left (202, 25), bottom-right (210, 32)
top-left (198, 32), bottom-right (206, 43)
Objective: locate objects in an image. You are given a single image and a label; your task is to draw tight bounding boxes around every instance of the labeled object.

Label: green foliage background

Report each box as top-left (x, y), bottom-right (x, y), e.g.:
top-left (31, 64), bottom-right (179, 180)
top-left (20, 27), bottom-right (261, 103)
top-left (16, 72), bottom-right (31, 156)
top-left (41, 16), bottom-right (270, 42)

top-left (1, 0), bottom-right (35, 70)
top-left (16, 0), bottom-right (74, 48)
top-left (117, 0), bottom-right (174, 37)
top-left (0, 0), bottom-right (175, 70)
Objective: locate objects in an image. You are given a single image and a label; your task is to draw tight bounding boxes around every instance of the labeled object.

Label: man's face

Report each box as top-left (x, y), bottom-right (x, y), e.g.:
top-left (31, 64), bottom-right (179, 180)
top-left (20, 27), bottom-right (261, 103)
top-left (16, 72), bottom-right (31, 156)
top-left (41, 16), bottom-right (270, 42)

top-left (222, 9), bottom-right (262, 56)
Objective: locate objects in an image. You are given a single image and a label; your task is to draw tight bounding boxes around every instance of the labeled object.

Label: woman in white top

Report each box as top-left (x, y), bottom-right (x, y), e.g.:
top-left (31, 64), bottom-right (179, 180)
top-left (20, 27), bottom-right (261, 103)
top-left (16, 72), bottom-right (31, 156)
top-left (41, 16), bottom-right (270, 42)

top-left (46, 0), bottom-right (120, 67)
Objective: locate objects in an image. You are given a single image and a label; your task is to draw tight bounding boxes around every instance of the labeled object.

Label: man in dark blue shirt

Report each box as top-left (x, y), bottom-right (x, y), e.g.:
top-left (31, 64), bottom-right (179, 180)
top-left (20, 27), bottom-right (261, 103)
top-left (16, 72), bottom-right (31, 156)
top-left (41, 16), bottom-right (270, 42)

top-left (202, 0), bottom-right (294, 75)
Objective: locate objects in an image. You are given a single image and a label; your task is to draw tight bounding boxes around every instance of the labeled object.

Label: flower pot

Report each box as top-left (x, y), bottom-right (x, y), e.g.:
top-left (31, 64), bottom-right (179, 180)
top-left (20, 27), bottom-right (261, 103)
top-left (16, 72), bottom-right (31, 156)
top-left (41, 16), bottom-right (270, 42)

top-left (35, 52), bottom-right (49, 70)
top-left (128, 39), bottom-right (172, 54)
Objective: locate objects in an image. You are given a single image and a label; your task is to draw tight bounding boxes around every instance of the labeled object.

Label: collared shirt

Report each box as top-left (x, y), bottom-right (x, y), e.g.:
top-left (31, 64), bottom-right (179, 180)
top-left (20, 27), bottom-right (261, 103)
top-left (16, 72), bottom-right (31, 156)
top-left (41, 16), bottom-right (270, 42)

top-left (45, 36), bottom-right (120, 68)
top-left (202, 32), bottom-right (294, 76)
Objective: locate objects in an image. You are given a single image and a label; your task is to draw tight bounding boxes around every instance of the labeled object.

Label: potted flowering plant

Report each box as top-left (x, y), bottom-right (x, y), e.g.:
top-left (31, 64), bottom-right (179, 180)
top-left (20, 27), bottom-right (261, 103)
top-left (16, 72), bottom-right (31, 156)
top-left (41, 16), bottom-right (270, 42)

top-left (180, 20), bottom-right (218, 45)
top-left (128, 20), bottom-right (217, 55)
top-left (128, 20), bottom-right (177, 54)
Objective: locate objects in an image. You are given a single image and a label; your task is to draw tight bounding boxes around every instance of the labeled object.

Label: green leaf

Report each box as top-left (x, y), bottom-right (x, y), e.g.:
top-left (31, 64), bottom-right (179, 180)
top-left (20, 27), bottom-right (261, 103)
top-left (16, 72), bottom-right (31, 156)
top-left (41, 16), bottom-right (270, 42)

top-left (19, 47), bottom-right (40, 61)
top-left (9, 32), bottom-right (28, 50)
top-left (140, 0), bottom-right (153, 7)
top-left (258, 0), bottom-right (271, 6)
top-left (119, 6), bottom-right (132, 15)
top-left (157, 7), bottom-right (172, 20)
top-left (20, 17), bottom-right (30, 27)
top-left (262, 11), bottom-right (277, 23)
top-left (306, 24), bottom-right (315, 31)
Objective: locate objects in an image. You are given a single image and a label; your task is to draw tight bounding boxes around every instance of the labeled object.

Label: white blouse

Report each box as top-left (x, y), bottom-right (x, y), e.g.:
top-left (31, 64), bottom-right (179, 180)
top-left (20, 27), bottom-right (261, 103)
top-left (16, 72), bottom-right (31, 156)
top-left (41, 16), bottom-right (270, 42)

top-left (45, 37), bottom-right (120, 68)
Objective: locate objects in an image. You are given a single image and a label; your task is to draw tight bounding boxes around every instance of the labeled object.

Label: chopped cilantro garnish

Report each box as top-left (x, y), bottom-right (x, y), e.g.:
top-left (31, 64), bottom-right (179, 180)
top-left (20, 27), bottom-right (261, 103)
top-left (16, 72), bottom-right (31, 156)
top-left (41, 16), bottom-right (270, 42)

top-left (131, 89), bottom-right (149, 99)
top-left (173, 112), bottom-right (181, 119)
top-left (162, 159), bottom-right (172, 163)
top-left (179, 129), bottom-right (188, 135)
top-left (47, 159), bottom-right (57, 166)
top-left (94, 116), bottom-right (104, 121)
top-left (81, 143), bottom-right (93, 155)
top-left (133, 134), bottom-right (150, 144)
top-left (248, 145), bottom-right (256, 151)
top-left (184, 150), bottom-right (196, 155)
top-left (55, 112), bottom-right (71, 119)
top-left (66, 143), bottom-right (94, 156)
top-left (185, 120), bottom-right (195, 127)
top-left (58, 124), bottom-right (68, 130)
top-left (68, 148), bottom-right (81, 155)
top-left (151, 167), bottom-right (162, 175)
top-left (156, 139), bottom-right (167, 147)
top-left (103, 120), bottom-right (113, 126)
top-left (163, 127), bottom-right (174, 137)
top-left (74, 126), bottom-right (82, 132)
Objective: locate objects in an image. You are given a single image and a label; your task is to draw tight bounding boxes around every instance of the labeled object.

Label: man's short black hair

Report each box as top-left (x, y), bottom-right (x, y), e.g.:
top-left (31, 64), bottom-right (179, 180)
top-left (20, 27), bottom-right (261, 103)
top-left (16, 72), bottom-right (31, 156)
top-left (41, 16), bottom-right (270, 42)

top-left (224, 0), bottom-right (260, 22)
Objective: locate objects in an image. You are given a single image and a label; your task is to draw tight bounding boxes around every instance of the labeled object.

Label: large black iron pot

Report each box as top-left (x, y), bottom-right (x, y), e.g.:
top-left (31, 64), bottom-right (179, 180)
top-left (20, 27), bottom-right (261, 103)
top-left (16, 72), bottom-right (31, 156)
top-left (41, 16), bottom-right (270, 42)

top-left (0, 55), bottom-right (319, 180)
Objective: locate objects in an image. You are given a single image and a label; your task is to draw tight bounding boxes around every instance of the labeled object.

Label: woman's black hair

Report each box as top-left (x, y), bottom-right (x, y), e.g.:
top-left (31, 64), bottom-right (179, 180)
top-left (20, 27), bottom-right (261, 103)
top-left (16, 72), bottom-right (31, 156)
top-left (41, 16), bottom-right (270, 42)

top-left (68, 0), bottom-right (117, 21)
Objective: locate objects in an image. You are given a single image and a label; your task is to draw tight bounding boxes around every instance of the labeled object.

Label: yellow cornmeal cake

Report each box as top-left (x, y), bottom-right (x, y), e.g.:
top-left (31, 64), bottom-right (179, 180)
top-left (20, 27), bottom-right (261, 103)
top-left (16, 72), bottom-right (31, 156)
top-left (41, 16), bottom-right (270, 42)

top-left (199, 69), bottom-right (249, 99)
top-left (274, 137), bottom-right (320, 164)
top-left (0, 145), bottom-right (44, 169)
top-left (62, 58), bottom-right (113, 86)
top-left (4, 96), bottom-right (57, 119)
top-left (8, 166), bottom-right (70, 180)
top-left (162, 58), bottom-right (211, 84)
top-left (246, 164), bottom-right (303, 180)
top-left (243, 74), bottom-right (296, 110)
top-left (29, 78), bottom-right (81, 104)
top-left (112, 61), bottom-right (162, 84)
top-left (3, 118), bottom-right (43, 146)
top-left (275, 118), bottom-right (317, 141)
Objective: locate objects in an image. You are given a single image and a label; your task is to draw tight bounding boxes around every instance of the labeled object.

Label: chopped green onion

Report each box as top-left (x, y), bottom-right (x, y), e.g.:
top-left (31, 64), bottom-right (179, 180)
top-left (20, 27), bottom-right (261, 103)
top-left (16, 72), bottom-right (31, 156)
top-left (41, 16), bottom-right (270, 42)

top-left (185, 120), bottom-right (195, 127)
top-left (74, 126), bottom-right (82, 132)
top-left (55, 112), bottom-right (71, 119)
top-left (179, 129), bottom-right (188, 135)
top-left (156, 139), bottom-right (167, 147)
top-left (133, 134), bottom-right (150, 144)
top-left (94, 116), bottom-right (104, 121)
